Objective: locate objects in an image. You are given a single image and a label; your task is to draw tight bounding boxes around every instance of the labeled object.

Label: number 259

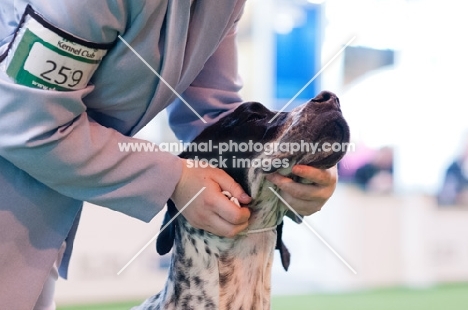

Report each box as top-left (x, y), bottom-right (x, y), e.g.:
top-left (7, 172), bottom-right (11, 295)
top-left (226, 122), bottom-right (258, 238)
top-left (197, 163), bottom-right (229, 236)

top-left (40, 60), bottom-right (84, 88)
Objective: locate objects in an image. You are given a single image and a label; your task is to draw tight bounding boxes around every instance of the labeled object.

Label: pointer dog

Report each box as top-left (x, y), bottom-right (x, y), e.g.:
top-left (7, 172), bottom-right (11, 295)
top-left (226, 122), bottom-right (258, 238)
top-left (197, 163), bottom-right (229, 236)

top-left (133, 91), bottom-right (350, 310)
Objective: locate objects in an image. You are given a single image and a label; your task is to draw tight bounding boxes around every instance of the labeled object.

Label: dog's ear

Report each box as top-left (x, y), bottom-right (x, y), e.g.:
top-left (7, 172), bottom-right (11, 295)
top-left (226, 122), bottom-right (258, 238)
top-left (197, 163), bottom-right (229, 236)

top-left (156, 200), bottom-right (178, 255)
top-left (275, 221), bottom-right (291, 271)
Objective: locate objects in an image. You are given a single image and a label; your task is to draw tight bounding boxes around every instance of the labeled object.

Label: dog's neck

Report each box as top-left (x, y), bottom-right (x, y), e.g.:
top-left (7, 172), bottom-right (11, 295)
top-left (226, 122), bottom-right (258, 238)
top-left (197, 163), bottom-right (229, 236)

top-left (247, 169), bottom-right (290, 232)
top-left (143, 175), bottom-right (285, 310)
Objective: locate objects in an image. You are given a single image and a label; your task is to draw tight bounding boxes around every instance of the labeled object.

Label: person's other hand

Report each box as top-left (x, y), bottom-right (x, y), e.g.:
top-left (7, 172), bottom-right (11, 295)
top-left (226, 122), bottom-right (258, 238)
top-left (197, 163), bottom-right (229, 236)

top-left (266, 165), bottom-right (338, 216)
top-left (170, 159), bottom-right (252, 238)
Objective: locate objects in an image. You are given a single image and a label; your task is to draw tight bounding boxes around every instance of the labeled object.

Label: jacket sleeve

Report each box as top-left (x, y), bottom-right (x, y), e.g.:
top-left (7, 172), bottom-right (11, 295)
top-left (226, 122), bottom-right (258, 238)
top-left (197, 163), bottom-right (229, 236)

top-left (166, 4), bottom-right (245, 143)
top-left (0, 0), bottom-right (182, 222)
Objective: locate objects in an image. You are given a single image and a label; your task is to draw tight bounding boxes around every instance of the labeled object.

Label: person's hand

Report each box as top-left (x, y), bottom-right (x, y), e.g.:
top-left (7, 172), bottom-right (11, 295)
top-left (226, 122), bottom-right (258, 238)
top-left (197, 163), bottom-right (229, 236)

top-left (171, 159), bottom-right (252, 238)
top-left (266, 165), bottom-right (338, 216)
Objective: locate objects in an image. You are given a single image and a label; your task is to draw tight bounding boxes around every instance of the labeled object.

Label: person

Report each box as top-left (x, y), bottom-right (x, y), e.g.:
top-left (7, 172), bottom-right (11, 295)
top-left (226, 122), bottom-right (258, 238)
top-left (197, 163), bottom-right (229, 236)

top-left (438, 141), bottom-right (468, 206)
top-left (354, 146), bottom-right (393, 193)
top-left (0, 1), bottom-right (338, 309)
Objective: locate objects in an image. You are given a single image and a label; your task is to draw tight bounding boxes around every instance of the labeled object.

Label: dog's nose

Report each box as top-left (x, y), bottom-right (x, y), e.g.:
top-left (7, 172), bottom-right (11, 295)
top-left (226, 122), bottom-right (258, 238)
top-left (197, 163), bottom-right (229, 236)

top-left (311, 91), bottom-right (340, 109)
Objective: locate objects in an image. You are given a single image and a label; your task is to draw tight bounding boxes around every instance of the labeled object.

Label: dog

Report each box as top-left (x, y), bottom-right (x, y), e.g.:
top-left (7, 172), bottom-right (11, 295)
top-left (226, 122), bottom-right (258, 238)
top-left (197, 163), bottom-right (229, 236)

top-left (133, 91), bottom-right (350, 310)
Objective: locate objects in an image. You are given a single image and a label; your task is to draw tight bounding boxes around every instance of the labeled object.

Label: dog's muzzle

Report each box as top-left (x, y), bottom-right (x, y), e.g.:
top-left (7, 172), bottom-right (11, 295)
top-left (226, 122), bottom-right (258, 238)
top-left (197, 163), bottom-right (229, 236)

top-left (261, 90), bottom-right (350, 173)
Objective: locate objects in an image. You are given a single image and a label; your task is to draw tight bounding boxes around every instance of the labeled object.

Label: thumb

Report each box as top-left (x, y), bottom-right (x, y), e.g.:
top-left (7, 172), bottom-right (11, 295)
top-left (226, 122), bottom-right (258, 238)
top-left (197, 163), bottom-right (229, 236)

top-left (212, 170), bottom-right (251, 204)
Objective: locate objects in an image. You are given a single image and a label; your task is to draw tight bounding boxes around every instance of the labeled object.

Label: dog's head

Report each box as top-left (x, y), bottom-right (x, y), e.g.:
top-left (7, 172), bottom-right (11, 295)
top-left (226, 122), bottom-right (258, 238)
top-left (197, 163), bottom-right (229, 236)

top-left (156, 91), bottom-right (350, 262)
top-left (260, 90), bottom-right (349, 171)
top-left (180, 90), bottom-right (349, 192)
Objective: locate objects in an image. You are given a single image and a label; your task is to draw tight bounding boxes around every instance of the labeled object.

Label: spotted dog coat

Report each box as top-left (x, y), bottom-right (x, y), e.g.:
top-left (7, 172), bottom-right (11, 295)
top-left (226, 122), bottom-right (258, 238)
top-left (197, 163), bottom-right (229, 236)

top-left (133, 91), bottom-right (350, 310)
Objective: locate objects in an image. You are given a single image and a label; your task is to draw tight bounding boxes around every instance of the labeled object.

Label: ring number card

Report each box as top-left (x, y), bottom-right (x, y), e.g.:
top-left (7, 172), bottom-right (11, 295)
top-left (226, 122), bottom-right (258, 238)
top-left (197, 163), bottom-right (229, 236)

top-left (0, 5), bottom-right (112, 91)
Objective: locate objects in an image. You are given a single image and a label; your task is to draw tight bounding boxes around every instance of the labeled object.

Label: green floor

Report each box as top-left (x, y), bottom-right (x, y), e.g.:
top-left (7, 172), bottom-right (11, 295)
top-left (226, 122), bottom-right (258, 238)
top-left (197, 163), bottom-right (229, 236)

top-left (58, 283), bottom-right (468, 310)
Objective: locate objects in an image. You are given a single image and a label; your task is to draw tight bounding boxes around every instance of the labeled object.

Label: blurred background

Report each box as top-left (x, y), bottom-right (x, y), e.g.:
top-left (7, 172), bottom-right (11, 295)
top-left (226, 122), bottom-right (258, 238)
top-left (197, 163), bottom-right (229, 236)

top-left (57, 0), bottom-right (468, 309)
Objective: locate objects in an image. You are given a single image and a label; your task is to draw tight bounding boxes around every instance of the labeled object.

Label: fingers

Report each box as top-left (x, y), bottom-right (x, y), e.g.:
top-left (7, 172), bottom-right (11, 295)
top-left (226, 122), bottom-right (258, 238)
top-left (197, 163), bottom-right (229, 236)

top-left (210, 191), bottom-right (251, 225)
top-left (266, 165), bottom-right (338, 216)
top-left (205, 211), bottom-right (250, 238)
top-left (205, 173), bottom-right (251, 236)
top-left (273, 189), bottom-right (324, 216)
top-left (267, 173), bottom-right (332, 201)
top-left (171, 160), bottom-right (251, 238)
top-left (212, 172), bottom-right (252, 205)
top-left (292, 165), bottom-right (338, 186)
top-left (186, 190), bottom-right (251, 237)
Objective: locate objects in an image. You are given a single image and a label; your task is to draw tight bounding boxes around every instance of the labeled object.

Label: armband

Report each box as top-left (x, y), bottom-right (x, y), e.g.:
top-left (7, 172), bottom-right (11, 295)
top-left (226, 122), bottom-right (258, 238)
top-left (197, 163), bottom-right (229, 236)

top-left (0, 5), bottom-right (113, 91)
